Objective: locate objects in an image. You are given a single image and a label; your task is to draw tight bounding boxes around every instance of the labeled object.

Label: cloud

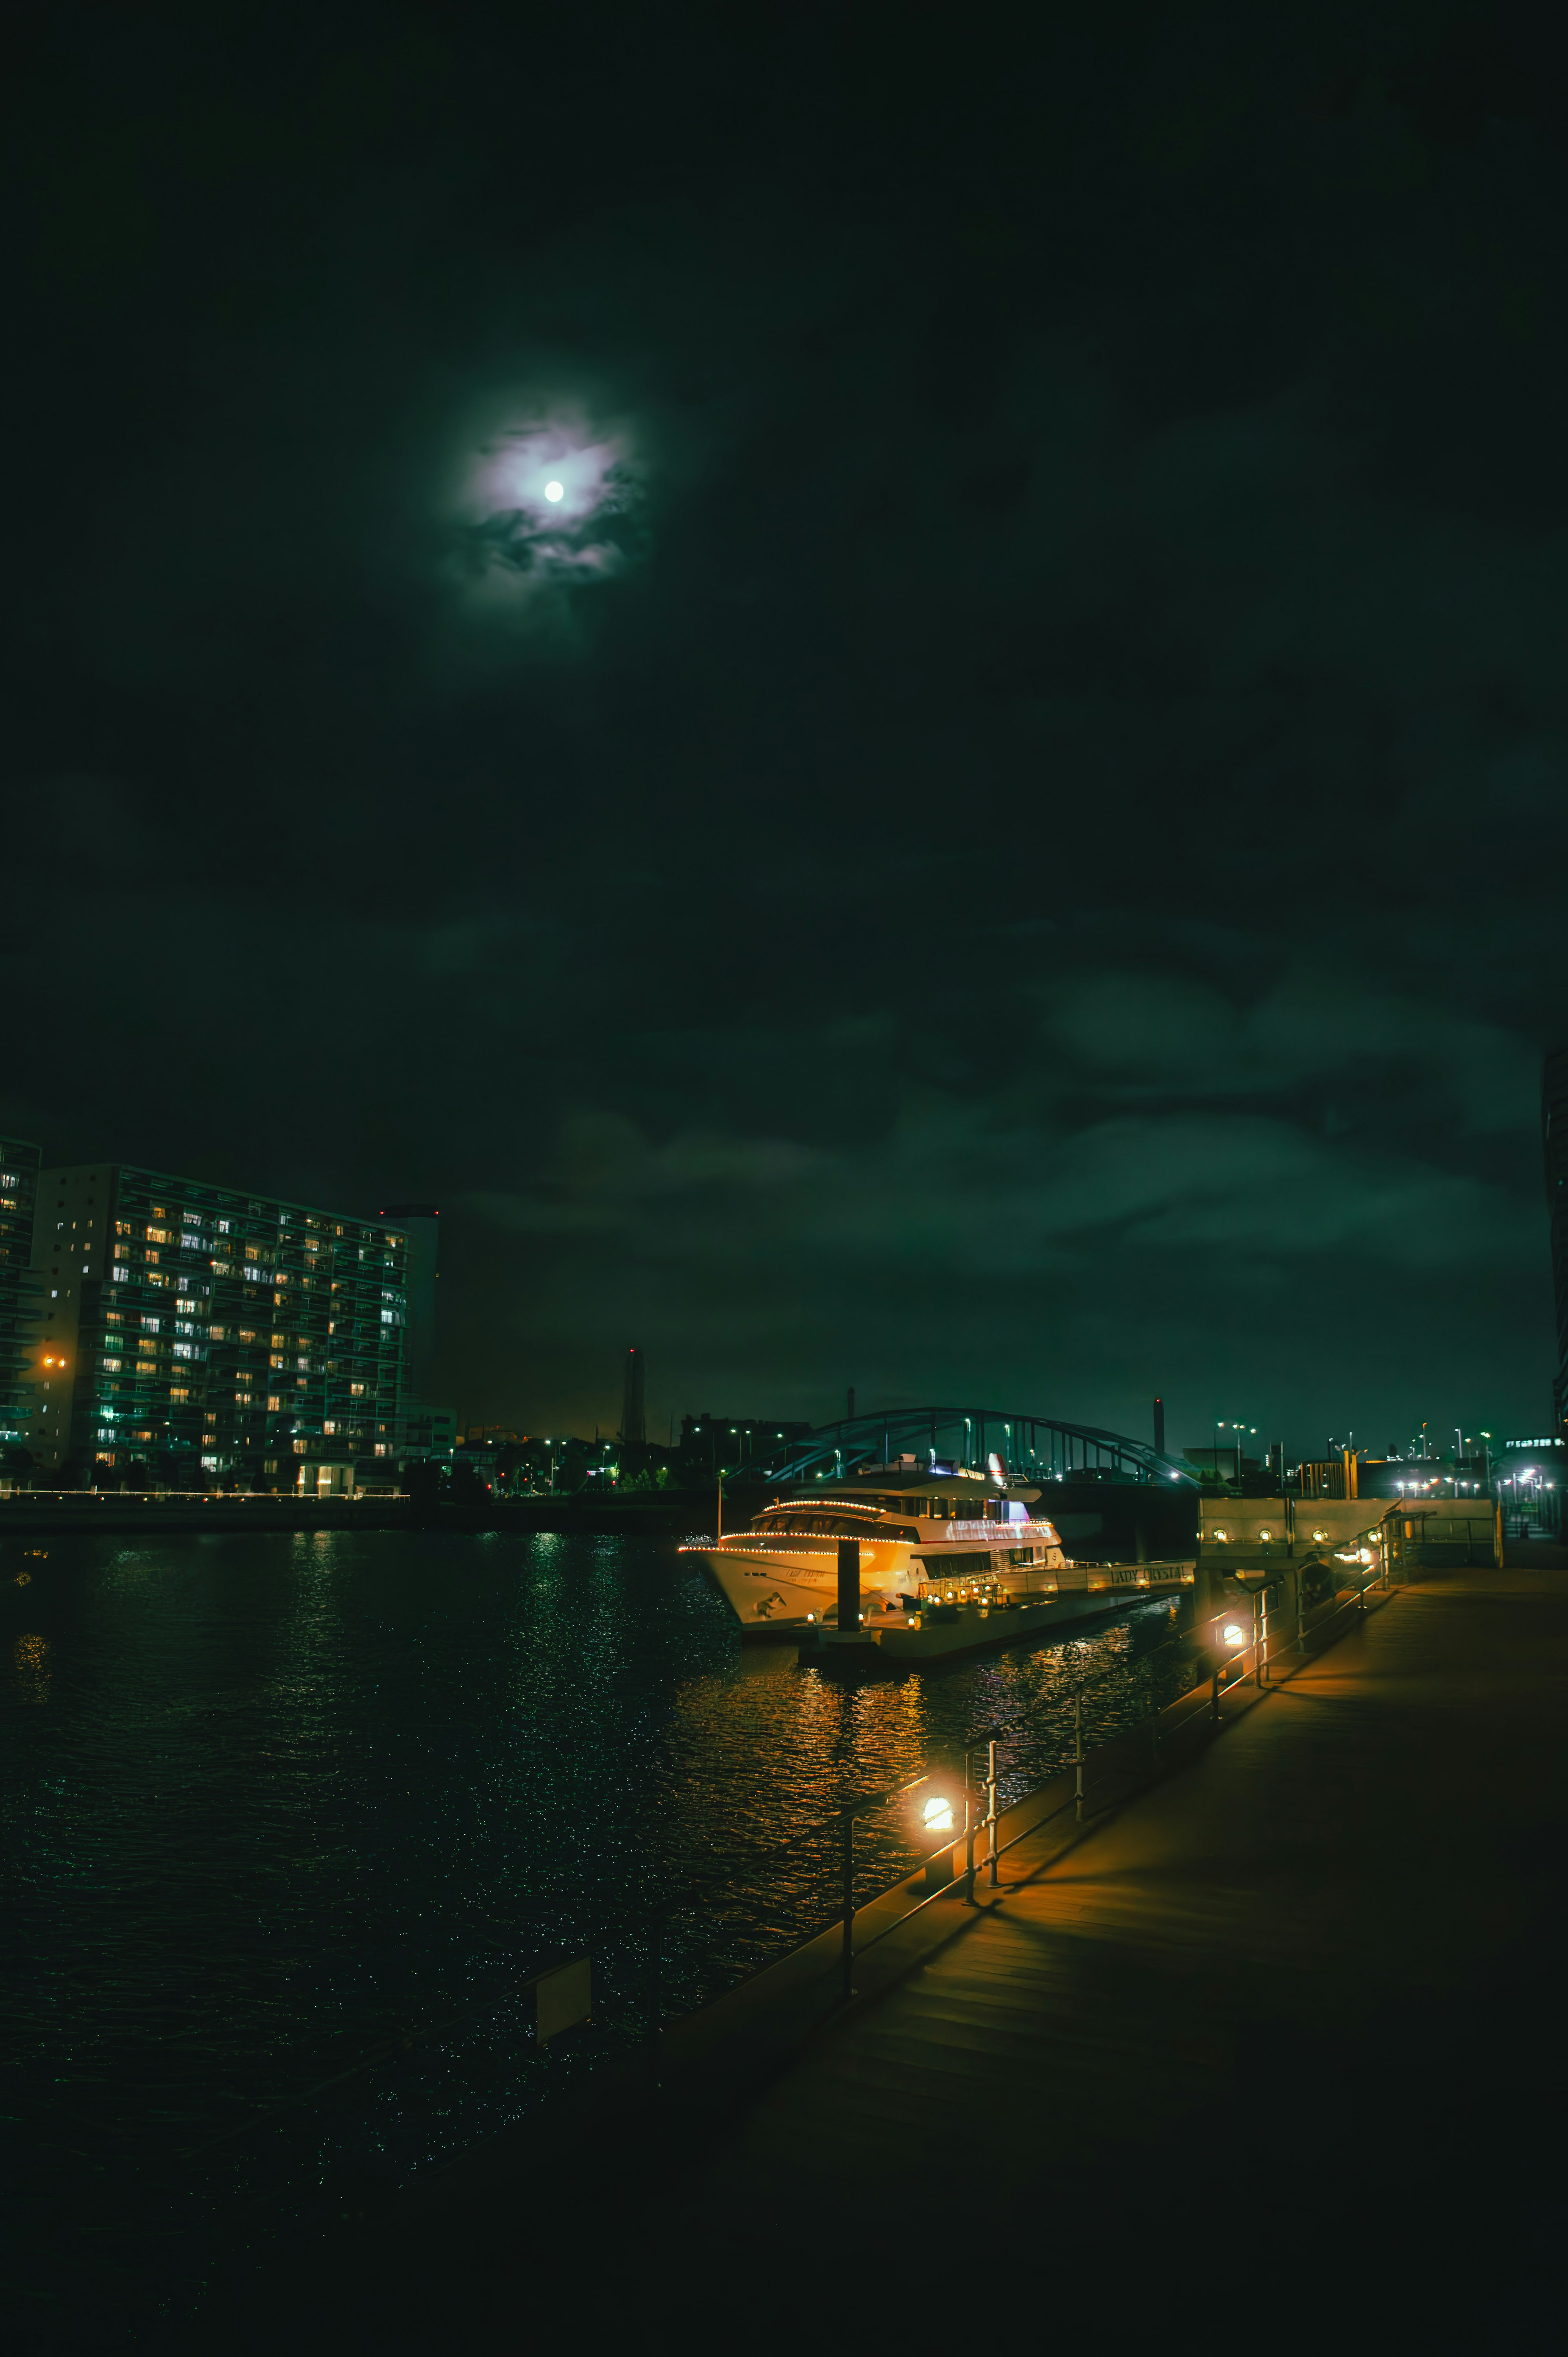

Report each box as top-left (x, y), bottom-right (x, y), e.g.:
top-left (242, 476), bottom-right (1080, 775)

top-left (445, 404), bottom-right (646, 606)
top-left (1040, 965), bottom-right (1539, 1134)
top-left (467, 1088), bottom-right (1534, 1280)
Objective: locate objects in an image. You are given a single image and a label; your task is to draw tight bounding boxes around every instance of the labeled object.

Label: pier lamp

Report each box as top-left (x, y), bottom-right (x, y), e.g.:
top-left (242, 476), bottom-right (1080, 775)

top-left (906, 1777), bottom-right (961, 1843)
top-left (1220, 1620), bottom-right (1248, 1649)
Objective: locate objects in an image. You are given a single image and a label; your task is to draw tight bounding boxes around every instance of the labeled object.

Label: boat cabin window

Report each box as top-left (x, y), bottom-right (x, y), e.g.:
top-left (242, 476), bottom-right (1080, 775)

top-left (765, 1512), bottom-right (919, 1541)
top-left (917, 1550), bottom-right (995, 1580)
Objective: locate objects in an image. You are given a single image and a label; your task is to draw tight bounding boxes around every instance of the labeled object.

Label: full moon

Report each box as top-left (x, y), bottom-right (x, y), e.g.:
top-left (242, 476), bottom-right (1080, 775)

top-left (544, 480), bottom-right (564, 502)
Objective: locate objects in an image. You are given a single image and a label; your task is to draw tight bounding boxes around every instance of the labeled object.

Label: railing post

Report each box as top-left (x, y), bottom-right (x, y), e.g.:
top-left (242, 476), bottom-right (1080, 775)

top-left (987, 1738), bottom-right (999, 1888)
top-left (963, 1751), bottom-right (977, 1903)
top-left (1073, 1688), bottom-right (1086, 1823)
top-left (839, 1808), bottom-right (855, 2000)
top-left (1211, 1661), bottom-right (1221, 1723)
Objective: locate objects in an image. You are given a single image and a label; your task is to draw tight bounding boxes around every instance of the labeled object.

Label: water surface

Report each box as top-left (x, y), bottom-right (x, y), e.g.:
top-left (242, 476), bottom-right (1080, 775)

top-left (1, 1528), bottom-right (1189, 2328)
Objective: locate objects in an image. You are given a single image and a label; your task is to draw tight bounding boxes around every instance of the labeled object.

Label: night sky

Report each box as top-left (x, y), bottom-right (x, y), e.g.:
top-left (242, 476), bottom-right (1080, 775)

top-left (4, 2), bottom-right (1566, 1455)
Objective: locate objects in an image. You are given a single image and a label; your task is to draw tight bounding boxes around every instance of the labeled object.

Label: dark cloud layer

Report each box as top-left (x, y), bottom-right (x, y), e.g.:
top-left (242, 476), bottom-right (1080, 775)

top-left (4, 0), bottom-right (1566, 1453)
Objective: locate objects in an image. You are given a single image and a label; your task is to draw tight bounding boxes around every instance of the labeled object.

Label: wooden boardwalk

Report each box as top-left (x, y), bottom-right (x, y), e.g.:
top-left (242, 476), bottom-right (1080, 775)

top-left (708, 1562), bottom-right (1568, 2207)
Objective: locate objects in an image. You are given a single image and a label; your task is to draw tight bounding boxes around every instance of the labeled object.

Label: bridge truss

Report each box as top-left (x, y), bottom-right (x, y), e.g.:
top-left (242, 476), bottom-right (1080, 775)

top-left (753, 1405), bottom-right (1194, 1489)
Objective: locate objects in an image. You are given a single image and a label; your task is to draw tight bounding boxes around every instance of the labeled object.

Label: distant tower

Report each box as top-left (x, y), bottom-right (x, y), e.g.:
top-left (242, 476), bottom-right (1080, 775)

top-left (1153, 1396), bottom-right (1165, 1457)
top-left (621, 1345), bottom-right (646, 1447)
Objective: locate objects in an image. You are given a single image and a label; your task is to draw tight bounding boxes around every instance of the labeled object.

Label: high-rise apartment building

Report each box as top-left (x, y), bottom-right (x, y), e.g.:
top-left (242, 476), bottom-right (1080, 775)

top-left (29, 1162), bottom-right (407, 1486)
top-left (0, 1137), bottom-right (44, 1456)
top-left (1545, 1048), bottom-right (1568, 1441)
top-left (378, 1203), bottom-right (438, 1395)
top-left (376, 1201), bottom-right (454, 1460)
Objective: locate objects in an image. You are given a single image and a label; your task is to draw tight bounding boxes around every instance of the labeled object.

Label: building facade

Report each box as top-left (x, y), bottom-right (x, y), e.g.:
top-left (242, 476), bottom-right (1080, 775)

top-left (29, 1162), bottom-right (407, 1486)
top-left (0, 1137), bottom-right (43, 1457)
top-left (376, 1201), bottom-right (454, 1460)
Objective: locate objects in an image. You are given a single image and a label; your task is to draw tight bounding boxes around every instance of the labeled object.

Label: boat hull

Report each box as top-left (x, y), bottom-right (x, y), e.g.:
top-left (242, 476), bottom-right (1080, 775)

top-left (685, 1540), bottom-right (909, 1631)
top-left (688, 1530), bottom-right (1196, 1646)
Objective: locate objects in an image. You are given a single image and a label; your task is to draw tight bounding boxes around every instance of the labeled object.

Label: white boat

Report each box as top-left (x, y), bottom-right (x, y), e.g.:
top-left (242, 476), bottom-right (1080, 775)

top-left (683, 1459), bottom-right (1170, 1634)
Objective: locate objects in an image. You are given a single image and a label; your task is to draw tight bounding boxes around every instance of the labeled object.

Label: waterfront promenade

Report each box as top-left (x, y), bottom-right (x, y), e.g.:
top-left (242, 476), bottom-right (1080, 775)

top-left (264, 1553), bottom-right (1568, 2352)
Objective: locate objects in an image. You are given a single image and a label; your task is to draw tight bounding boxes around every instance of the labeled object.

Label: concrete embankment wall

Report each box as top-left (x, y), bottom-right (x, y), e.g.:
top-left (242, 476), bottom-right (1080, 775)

top-left (0, 1489), bottom-right (729, 1540)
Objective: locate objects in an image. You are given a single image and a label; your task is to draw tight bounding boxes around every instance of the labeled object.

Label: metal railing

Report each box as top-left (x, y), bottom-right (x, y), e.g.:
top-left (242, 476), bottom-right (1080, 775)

top-left (817, 1545), bottom-right (1402, 1999)
top-left (0, 1487), bottom-right (404, 1503)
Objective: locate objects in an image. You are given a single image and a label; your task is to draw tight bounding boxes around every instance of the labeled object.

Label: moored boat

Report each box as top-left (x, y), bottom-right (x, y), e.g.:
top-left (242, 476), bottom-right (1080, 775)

top-left (682, 1456), bottom-right (1192, 1639)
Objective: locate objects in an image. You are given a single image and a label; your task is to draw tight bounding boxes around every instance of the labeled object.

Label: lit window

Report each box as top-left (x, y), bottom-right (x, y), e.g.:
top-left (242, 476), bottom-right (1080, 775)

top-left (292, 1438), bottom-right (307, 1453)
top-left (350, 1383), bottom-right (366, 1396)
top-left (102, 1357), bottom-right (122, 1373)
top-left (267, 1395), bottom-right (282, 1411)
top-left (169, 1388), bottom-right (191, 1403)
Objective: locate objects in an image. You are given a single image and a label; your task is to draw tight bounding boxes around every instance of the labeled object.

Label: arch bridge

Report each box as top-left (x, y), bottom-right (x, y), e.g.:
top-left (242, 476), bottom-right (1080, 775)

top-left (752, 1405), bottom-right (1194, 1489)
